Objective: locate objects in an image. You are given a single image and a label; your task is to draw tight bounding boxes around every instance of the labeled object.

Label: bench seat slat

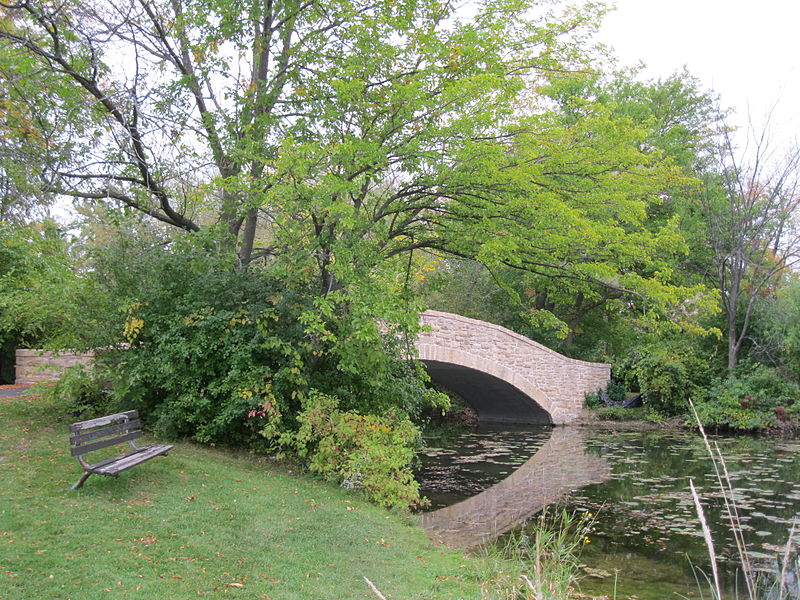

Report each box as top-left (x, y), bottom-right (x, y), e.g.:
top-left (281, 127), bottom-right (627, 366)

top-left (69, 411), bottom-right (138, 433)
top-left (70, 430), bottom-right (143, 456)
top-left (70, 419), bottom-right (142, 445)
top-left (91, 444), bottom-right (173, 476)
top-left (85, 447), bottom-right (144, 471)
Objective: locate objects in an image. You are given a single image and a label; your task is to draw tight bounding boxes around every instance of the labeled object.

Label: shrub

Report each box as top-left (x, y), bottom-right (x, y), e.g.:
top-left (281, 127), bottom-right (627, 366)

top-left (97, 260), bottom-right (299, 449)
top-left (71, 233), bottom-right (445, 507)
top-left (44, 365), bottom-right (109, 419)
top-left (693, 363), bottom-right (800, 430)
top-left (585, 379), bottom-right (627, 409)
top-left (605, 379), bottom-right (626, 404)
top-left (622, 338), bottom-right (711, 416)
top-left (287, 391), bottom-right (422, 509)
top-left (584, 390), bottom-right (601, 409)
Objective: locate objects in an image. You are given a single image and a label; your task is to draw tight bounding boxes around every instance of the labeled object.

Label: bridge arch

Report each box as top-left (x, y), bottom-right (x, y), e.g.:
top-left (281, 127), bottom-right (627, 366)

top-left (417, 311), bottom-right (610, 425)
top-left (418, 350), bottom-right (555, 425)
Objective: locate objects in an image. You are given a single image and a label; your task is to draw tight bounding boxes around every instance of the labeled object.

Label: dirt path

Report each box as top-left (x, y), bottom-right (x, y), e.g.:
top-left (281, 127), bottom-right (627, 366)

top-left (0, 384), bottom-right (38, 399)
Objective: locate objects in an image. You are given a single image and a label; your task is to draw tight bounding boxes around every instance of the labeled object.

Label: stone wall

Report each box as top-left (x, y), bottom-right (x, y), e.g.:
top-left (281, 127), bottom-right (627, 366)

top-left (417, 311), bottom-right (611, 423)
top-left (15, 350), bottom-right (94, 384)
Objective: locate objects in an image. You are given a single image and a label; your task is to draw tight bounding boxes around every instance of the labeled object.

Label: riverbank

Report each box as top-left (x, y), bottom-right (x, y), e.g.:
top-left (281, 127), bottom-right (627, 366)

top-left (0, 394), bottom-right (494, 600)
top-left (573, 416), bottom-right (684, 431)
top-left (578, 408), bottom-right (800, 437)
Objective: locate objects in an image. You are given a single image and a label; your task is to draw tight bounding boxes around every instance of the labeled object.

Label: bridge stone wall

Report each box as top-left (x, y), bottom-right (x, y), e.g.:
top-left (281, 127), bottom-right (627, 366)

top-left (15, 350), bottom-right (94, 384)
top-left (417, 311), bottom-right (610, 424)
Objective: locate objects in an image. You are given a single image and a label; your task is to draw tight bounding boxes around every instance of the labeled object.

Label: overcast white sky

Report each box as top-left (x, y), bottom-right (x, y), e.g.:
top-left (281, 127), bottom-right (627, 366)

top-left (597, 0), bottom-right (799, 152)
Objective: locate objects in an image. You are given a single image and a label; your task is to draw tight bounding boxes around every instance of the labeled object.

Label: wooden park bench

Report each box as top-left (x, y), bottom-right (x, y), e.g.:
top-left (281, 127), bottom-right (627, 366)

top-left (69, 410), bottom-right (173, 490)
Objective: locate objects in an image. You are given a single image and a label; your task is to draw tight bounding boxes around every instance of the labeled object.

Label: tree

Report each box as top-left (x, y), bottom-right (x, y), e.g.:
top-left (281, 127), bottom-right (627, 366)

top-left (417, 69), bottom-right (722, 356)
top-left (0, 1), bottom-right (715, 316)
top-left (0, 0), bottom-right (592, 267)
top-left (701, 122), bottom-right (800, 374)
top-left (0, 39), bottom-right (76, 223)
top-left (0, 1), bottom-right (727, 417)
top-left (0, 221), bottom-right (83, 380)
top-left (745, 274), bottom-right (800, 382)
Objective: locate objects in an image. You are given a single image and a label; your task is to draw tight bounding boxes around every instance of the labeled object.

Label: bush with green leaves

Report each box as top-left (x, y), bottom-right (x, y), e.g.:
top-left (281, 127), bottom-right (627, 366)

top-left (605, 379), bottom-right (626, 404)
top-left (0, 221), bottom-right (88, 381)
top-left (585, 378), bottom-right (628, 409)
top-left (43, 364), bottom-right (110, 419)
top-left (692, 363), bottom-right (800, 430)
top-left (71, 232), bottom-right (444, 506)
top-left (621, 337), bottom-right (713, 416)
top-left (286, 391), bottom-right (422, 508)
top-left (584, 390), bottom-right (601, 409)
top-left (89, 245), bottom-right (297, 448)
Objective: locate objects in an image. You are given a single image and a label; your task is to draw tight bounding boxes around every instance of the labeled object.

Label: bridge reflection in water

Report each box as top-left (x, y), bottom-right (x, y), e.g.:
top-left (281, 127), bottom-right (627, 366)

top-left (419, 427), bottom-right (610, 548)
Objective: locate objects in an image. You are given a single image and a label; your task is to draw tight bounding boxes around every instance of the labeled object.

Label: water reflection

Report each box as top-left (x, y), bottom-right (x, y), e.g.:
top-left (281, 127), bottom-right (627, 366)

top-left (418, 425), bottom-right (800, 599)
top-left (566, 430), bottom-right (800, 598)
top-left (419, 427), bottom-right (611, 548)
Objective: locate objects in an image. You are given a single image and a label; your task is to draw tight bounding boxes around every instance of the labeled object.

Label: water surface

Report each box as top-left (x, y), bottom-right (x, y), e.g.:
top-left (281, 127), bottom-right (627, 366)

top-left (416, 426), bottom-right (800, 599)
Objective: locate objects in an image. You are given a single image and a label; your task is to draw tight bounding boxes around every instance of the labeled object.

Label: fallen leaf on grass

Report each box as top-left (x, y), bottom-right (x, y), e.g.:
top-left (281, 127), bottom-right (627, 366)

top-left (133, 536), bottom-right (157, 544)
top-left (226, 582), bottom-right (245, 588)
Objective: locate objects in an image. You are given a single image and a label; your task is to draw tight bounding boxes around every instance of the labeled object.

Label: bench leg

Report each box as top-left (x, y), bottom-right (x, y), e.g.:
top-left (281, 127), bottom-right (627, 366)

top-left (71, 471), bottom-right (91, 490)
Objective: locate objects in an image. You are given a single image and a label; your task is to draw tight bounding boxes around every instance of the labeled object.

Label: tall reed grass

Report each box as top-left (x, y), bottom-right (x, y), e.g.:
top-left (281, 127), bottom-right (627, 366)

top-left (689, 401), bottom-right (799, 600)
top-left (477, 508), bottom-right (594, 600)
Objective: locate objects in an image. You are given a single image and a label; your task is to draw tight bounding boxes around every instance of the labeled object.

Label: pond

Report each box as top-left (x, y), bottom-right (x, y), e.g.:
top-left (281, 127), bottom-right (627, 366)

top-left (415, 425), bottom-right (800, 599)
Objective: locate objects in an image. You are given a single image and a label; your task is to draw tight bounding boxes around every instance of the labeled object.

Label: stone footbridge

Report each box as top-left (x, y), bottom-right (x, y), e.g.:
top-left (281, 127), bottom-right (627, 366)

top-left (417, 311), bottom-right (610, 425)
top-left (16, 311), bottom-right (610, 424)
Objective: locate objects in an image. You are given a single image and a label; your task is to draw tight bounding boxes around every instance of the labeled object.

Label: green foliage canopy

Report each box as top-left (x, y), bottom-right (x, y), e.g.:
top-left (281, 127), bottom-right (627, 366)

top-left (0, 0), bottom-right (716, 332)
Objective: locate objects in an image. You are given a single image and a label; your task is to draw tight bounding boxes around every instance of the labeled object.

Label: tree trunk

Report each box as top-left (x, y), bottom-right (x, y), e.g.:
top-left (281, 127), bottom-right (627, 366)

top-left (237, 209), bottom-right (259, 268)
top-left (563, 293), bottom-right (584, 349)
top-left (728, 326), bottom-right (740, 376)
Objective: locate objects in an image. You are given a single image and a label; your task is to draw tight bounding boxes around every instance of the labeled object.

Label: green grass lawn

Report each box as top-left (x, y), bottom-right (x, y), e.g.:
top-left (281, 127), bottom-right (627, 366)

top-left (0, 394), bottom-right (484, 600)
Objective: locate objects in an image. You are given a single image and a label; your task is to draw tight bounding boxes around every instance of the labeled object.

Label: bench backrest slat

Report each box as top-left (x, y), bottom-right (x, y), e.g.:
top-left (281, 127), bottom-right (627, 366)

top-left (69, 410), bottom-right (139, 433)
top-left (70, 419), bottom-right (142, 445)
top-left (69, 410), bottom-right (144, 458)
top-left (70, 430), bottom-right (143, 456)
